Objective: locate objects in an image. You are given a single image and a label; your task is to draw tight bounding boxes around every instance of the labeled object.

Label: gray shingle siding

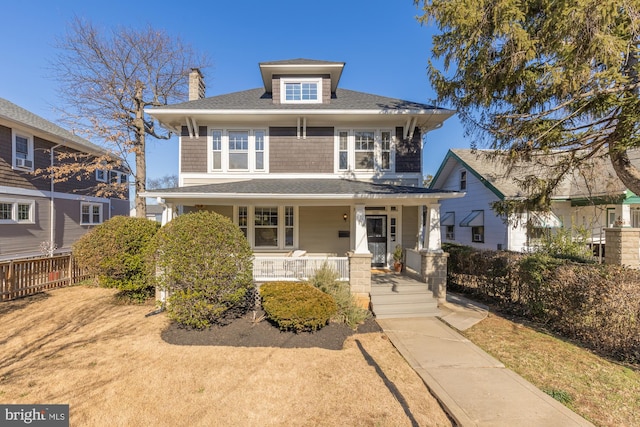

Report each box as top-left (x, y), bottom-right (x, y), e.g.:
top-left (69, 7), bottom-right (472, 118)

top-left (181, 126), bottom-right (208, 173)
top-left (269, 127), bottom-right (334, 173)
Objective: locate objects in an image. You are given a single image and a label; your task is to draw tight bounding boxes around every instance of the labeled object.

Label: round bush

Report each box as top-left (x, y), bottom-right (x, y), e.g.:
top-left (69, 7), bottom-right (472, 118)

top-left (148, 211), bottom-right (254, 329)
top-left (260, 281), bottom-right (338, 332)
top-left (73, 215), bottom-right (160, 300)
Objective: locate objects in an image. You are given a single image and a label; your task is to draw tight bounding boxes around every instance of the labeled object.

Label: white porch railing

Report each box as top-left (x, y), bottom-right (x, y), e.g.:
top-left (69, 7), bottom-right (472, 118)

top-left (253, 256), bottom-right (349, 282)
top-left (405, 248), bottom-right (422, 272)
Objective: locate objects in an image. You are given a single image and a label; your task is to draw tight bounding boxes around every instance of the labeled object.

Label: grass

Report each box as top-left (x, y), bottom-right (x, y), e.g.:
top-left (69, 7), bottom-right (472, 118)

top-left (0, 285), bottom-right (451, 427)
top-left (462, 311), bottom-right (640, 427)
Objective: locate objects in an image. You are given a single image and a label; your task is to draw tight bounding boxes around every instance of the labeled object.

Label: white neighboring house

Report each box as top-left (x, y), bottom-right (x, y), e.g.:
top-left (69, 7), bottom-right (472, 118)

top-left (430, 149), bottom-right (640, 252)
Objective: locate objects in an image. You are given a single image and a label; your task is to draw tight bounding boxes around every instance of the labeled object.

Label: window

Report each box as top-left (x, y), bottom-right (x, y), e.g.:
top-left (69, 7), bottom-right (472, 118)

top-left (81, 203), bottom-right (102, 225)
top-left (446, 225), bottom-right (455, 240)
top-left (238, 206), bottom-right (248, 238)
top-left (254, 207), bottom-right (278, 247)
top-left (12, 131), bottom-right (34, 171)
top-left (281, 78), bottom-right (322, 103)
top-left (380, 131), bottom-right (391, 170)
top-left (228, 131), bottom-right (249, 170)
top-left (237, 206), bottom-right (296, 249)
top-left (109, 171), bottom-right (127, 184)
top-left (471, 226), bottom-right (484, 243)
top-left (390, 217), bottom-right (397, 242)
top-left (209, 129), bottom-right (267, 173)
top-left (96, 169), bottom-right (107, 182)
top-left (335, 129), bottom-right (395, 172)
top-left (460, 170), bottom-right (467, 190)
top-left (338, 131), bottom-right (349, 170)
top-left (0, 199), bottom-right (34, 224)
top-left (285, 206), bottom-right (294, 246)
top-left (255, 131), bottom-right (265, 170)
top-left (212, 130), bottom-right (222, 170)
top-left (354, 131), bottom-right (375, 170)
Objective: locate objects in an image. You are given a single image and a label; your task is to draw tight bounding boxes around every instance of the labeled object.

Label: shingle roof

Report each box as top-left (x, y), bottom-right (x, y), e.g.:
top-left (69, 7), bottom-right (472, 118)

top-left (153, 88), bottom-right (444, 112)
top-left (0, 97), bottom-right (104, 153)
top-left (446, 149), bottom-right (635, 199)
top-left (148, 178), bottom-right (452, 196)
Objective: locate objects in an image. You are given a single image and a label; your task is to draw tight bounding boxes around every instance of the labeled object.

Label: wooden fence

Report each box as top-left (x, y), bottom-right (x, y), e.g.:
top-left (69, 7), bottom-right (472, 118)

top-left (0, 253), bottom-right (90, 302)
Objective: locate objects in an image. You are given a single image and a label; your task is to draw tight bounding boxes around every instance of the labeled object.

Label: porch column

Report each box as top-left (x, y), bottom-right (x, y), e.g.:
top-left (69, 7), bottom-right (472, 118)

top-left (354, 204), bottom-right (369, 254)
top-left (424, 203), bottom-right (442, 252)
top-left (348, 251), bottom-right (372, 309)
top-left (621, 204), bottom-right (632, 227)
top-left (604, 227), bottom-right (640, 268)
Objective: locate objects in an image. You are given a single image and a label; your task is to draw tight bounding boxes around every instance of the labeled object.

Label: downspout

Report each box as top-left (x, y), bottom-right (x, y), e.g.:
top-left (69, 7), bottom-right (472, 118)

top-left (50, 144), bottom-right (63, 256)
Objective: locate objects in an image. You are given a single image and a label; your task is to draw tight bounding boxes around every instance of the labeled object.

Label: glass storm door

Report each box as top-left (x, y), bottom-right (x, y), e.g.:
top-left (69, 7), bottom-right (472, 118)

top-left (366, 215), bottom-right (387, 267)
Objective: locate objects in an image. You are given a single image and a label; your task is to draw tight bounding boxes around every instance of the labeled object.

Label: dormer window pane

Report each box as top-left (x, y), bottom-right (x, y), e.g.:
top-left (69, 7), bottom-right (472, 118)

top-left (285, 82), bottom-right (318, 101)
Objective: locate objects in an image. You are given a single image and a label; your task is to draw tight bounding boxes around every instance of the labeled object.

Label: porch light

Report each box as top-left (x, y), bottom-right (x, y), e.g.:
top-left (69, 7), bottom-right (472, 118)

top-left (343, 213), bottom-right (348, 222)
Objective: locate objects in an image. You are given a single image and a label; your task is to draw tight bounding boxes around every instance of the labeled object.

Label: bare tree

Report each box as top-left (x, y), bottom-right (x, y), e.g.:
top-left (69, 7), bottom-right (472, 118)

top-left (51, 18), bottom-right (208, 217)
top-left (147, 174), bottom-right (178, 190)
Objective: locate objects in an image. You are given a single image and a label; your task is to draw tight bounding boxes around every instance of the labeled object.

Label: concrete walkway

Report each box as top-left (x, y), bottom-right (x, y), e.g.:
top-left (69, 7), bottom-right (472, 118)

top-left (377, 293), bottom-right (594, 427)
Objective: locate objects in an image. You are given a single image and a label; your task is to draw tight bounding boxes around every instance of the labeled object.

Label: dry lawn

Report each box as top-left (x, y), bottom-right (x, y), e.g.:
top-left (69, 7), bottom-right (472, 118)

top-left (0, 285), bottom-right (451, 427)
top-left (463, 312), bottom-right (640, 427)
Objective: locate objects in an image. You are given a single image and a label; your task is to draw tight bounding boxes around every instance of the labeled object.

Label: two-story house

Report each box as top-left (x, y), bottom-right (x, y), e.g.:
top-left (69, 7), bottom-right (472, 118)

top-left (144, 59), bottom-right (461, 303)
top-left (430, 148), bottom-right (640, 254)
top-left (0, 97), bottom-right (130, 260)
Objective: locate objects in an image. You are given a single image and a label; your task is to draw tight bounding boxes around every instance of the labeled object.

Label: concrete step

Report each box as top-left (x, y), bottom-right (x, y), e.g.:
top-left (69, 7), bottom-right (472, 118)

top-left (371, 284), bottom-right (430, 295)
top-left (371, 292), bottom-right (439, 319)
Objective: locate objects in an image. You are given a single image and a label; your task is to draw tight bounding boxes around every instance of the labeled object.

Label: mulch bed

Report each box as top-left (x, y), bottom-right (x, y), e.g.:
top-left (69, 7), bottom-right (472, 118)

top-left (161, 310), bottom-right (382, 351)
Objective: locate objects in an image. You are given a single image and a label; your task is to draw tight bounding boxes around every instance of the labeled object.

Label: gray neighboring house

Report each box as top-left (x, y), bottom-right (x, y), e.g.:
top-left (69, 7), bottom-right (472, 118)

top-left (0, 97), bottom-right (130, 260)
top-left (143, 59), bottom-right (462, 303)
top-left (430, 148), bottom-right (640, 253)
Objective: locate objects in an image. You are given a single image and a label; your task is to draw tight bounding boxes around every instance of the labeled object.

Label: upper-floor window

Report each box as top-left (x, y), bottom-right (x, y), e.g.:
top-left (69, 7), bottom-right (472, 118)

top-left (96, 169), bottom-right (107, 182)
top-left (0, 199), bottom-right (34, 224)
top-left (460, 170), bottom-right (467, 190)
top-left (281, 78), bottom-right (322, 104)
top-left (109, 171), bottom-right (128, 184)
top-left (12, 131), bottom-right (34, 171)
top-left (81, 203), bottom-right (102, 225)
top-left (335, 129), bottom-right (395, 173)
top-left (209, 129), bottom-right (268, 173)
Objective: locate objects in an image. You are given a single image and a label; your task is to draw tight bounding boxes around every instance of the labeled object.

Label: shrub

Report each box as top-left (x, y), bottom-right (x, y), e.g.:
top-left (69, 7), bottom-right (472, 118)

top-left (309, 262), bottom-right (370, 329)
top-left (73, 216), bottom-right (160, 302)
top-left (260, 281), bottom-right (337, 332)
top-left (148, 211), bottom-right (254, 329)
top-left (531, 226), bottom-right (594, 262)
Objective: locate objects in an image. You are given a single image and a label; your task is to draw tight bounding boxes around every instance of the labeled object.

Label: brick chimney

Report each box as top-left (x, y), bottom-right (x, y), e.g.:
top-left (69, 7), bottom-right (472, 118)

top-left (188, 68), bottom-right (205, 101)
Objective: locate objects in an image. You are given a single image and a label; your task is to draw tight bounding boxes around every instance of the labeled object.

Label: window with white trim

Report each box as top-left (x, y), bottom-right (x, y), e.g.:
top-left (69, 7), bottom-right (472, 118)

top-left (281, 78), bottom-right (322, 103)
top-left (237, 206), bottom-right (296, 249)
top-left (12, 131), bottom-right (34, 171)
top-left (212, 130), bottom-right (222, 170)
top-left (81, 203), bottom-right (102, 225)
top-left (460, 170), bottom-right (467, 190)
top-left (0, 199), bottom-right (34, 224)
top-left (335, 129), bottom-right (395, 172)
top-left (109, 170), bottom-right (128, 184)
top-left (96, 169), bottom-right (107, 182)
top-left (209, 129), bottom-right (268, 173)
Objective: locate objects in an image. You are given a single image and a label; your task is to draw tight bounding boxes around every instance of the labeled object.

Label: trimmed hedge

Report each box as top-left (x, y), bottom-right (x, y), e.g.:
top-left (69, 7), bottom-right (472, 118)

top-left (149, 211), bottom-right (254, 329)
top-left (72, 215), bottom-right (160, 301)
top-left (260, 281), bottom-right (338, 332)
top-left (445, 243), bottom-right (640, 363)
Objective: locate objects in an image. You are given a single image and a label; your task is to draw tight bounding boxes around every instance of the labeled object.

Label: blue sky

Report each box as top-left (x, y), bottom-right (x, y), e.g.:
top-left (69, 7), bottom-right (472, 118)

top-left (0, 0), bottom-right (468, 181)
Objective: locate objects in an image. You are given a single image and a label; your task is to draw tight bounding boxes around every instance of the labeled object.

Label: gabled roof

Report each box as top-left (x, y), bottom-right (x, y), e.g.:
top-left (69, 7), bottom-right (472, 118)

top-left (430, 148), bottom-right (634, 201)
top-left (0, 97), bottom-right (105, 154)
top-left (259, 58), bottom-right (345, 93)
top-left (143, 178), bottom-right (462, 205)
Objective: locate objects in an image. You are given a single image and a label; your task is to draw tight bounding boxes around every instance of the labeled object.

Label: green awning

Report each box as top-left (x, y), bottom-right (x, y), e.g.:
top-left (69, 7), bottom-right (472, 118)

top-left (460, 210), bottom-right (483, 227)
top-left (440, 212), bottom-right (455, 226)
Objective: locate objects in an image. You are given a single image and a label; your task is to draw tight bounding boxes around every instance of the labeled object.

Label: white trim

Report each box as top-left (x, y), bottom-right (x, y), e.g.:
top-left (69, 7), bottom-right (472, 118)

top-left (80, 202), bottom-right (103, 225)
top-left (96, 169), bottom-right (107, 182)
top-left (334, 128), bottom-right (397, 174)
top-left (235, 205), bottom-right (298, 250)
top-left (147, 108), bottom-right (454, 116)
top-left (280, 78), bottom-right (322, 104)
top-left (11, 129), bottom-right (34, 171)
top-left (181, 172), bottom-right (423, 181)
top-left (0, 185), bottom-right (114, 204)
top-left (206, 128), bottom-right (269, 173)
top-left (0, 198), bottom-right (35, 224)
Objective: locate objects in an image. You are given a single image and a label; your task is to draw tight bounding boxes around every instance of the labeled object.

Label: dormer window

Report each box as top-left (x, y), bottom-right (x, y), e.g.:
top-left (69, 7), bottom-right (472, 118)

top-left (281, 78), bottom-right (322, 103)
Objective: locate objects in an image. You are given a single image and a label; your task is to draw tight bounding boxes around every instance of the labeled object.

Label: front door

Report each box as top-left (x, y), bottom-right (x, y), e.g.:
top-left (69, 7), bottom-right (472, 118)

top-left (366, 215), bottom-right (387, 267)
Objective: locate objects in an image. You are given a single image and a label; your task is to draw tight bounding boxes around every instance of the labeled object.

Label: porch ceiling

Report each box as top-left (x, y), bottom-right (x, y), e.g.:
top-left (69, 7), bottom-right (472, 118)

top-left (142, 178), bottom-right (463, 206)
